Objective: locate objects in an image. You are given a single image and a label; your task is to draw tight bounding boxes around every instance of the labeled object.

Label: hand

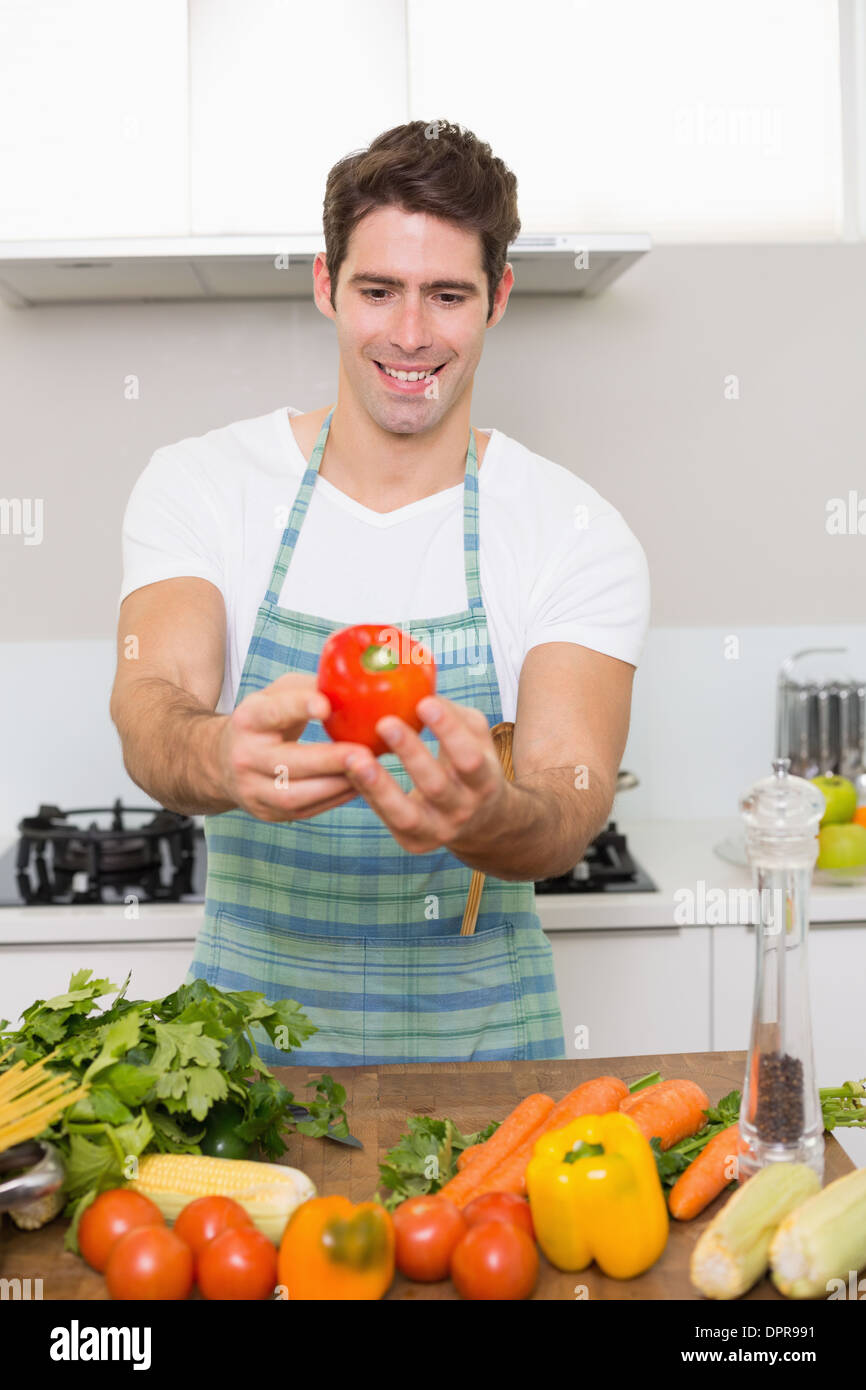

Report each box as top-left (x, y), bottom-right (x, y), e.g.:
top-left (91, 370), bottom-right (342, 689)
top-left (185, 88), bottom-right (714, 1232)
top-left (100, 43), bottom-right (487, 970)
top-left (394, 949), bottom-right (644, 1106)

top-left (217, 672), bottom-right (371, 823)
top-left (341, 695), bottom-right (508, 854)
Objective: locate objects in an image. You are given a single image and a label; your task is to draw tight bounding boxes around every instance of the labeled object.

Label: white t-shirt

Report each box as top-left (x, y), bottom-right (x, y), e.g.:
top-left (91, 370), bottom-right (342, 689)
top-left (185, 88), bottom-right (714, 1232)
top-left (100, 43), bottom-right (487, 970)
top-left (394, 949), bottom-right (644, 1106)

top-left (118, 405), bottom-right (651, 721)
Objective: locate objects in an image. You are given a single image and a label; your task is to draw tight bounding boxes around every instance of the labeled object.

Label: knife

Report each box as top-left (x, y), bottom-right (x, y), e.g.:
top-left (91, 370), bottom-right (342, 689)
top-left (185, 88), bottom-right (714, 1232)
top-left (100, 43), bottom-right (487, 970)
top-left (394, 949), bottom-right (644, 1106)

top-left (286, 1103), bottom-right (363, 1149)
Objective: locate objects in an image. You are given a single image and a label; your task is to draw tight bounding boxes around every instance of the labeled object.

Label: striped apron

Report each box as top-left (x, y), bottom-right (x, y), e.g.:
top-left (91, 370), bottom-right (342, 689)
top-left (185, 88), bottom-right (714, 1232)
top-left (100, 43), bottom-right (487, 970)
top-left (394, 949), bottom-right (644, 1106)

top-left (187, 409), bottom-right (566, 1067)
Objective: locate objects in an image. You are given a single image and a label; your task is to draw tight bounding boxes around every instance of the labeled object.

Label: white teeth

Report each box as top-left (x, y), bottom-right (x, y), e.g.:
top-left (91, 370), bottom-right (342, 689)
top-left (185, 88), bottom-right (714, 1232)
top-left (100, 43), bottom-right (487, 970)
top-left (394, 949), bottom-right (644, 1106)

top-left (380, 364), bottom-right (438, 381)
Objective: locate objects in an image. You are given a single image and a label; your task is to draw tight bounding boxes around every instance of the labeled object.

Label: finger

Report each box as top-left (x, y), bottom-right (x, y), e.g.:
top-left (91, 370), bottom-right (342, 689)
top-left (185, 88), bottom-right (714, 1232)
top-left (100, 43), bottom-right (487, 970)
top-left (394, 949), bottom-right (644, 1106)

top-left (414, 698), bottom-right (494, 789)
top-left (234, 674), bottom-right (329, 736)
top-left (249, 770), bottom-right (359, 813)
top-left (245, 738), bottom-right (374, 781)
top-left (416, 693), bottom-right (488, 731)
top-left (343, 754), bottom-right (432, 836)
top-left (268, 671), bottom-right (335, 722)
top-left (290, 787), bottom-right (361, 819)
top-left (375, 717), bottom-right (464, 811)
top-left (248, 784), bottom-right (360, 823)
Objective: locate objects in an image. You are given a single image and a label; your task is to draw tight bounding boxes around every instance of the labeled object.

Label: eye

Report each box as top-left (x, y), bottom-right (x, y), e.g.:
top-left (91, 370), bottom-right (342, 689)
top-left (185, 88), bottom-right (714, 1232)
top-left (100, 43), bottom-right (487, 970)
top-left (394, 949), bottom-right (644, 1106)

top-left (362, 289), bottom-right (392, 301)
top-left (436, 294), bottom-right (466, 305)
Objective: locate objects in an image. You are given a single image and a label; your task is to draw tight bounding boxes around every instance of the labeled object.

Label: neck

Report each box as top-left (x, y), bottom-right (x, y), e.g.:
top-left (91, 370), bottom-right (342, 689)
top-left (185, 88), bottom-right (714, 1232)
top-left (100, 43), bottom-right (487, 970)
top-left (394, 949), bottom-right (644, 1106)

top-left (317, 374), bottom-right (479, 513)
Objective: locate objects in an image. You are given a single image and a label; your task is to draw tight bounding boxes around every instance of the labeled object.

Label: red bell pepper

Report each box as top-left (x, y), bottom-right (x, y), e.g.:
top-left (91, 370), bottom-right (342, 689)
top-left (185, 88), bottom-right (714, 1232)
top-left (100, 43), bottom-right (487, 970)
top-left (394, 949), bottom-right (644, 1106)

top-left (316, 623), bottom-right (436, 756)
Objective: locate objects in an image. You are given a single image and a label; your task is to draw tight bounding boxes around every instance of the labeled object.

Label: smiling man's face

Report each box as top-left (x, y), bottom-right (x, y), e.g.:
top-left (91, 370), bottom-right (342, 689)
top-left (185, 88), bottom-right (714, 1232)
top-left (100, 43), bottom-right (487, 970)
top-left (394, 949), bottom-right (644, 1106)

top-left (315, 205), bottom-right (510, 436)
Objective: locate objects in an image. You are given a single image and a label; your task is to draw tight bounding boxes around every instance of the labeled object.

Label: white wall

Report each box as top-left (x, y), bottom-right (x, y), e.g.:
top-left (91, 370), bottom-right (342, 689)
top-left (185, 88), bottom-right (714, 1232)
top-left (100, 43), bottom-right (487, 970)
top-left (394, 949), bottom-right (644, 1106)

top-left (2, 243), bottom-right (866, 832)
top-left (3, 621), bottom-right (865, 838)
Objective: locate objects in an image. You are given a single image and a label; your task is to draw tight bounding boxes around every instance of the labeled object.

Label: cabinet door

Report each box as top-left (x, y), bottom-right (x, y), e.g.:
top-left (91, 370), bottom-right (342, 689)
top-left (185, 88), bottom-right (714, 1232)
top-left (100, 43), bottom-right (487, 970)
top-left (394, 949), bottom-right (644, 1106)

top-left (407, 0), bottom-right (842, 240)
top-left (189, 0), bottom-right (408, 234)
top-left (0, 0), bottom-right (189, 239)
top-left (710, 924), bottom-right (755, 1052)
top-left (0, 942), bottom-right (194, 1031)
top-left (546, 927), bottom-right (711, 1061)
top-left (806, 925), bottom-right (866, 1168)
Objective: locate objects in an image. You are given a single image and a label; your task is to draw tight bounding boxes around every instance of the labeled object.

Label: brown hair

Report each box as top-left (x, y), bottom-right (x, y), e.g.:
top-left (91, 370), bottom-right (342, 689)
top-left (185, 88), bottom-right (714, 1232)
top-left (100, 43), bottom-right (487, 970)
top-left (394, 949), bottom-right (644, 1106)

top-left (322, 120), bottom-right (520, 321)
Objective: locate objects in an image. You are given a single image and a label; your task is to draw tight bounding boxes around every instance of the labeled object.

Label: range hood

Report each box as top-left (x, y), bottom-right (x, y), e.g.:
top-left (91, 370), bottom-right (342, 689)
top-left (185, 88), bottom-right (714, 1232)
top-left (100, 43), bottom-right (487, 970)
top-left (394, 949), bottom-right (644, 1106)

top-left (0, 232), bottom-right (650, 307)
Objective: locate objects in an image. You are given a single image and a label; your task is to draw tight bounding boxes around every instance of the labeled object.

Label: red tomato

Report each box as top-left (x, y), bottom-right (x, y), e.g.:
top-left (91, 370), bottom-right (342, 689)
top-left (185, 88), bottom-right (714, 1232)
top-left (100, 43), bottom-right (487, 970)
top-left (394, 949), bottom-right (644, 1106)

top-left (78, 1188), bottom-right (165, 1273)
top-left (462, 1192), bottom-right (535, 1241)
top-left (105, 1225), bottom-right (194, 1301)
top-left (392, 1195), bottom-right (467, 1282)
top-left (197, 1226), bottom-right (278, 1301)
top-left (173, 1195), bottom-right (253, 1261)
top-left (317, 622), bottom-right (436, 756)
top-left (450, 1221), bottom-right (538, 1301)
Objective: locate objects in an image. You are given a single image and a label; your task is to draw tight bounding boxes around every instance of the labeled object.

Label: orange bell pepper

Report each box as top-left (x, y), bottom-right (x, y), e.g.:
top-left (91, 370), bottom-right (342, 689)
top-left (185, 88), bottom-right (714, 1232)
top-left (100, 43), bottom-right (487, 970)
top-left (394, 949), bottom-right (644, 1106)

top-left (278, 1195), bottom-right (395, 1300)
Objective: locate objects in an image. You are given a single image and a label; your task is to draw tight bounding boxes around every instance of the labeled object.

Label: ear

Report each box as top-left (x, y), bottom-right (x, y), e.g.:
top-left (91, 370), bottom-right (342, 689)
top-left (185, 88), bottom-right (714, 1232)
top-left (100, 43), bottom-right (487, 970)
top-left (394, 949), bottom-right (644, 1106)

top-left (487, 263), bottom-right (515, 328)
top-left (313, 252), bottom-right (337, 321)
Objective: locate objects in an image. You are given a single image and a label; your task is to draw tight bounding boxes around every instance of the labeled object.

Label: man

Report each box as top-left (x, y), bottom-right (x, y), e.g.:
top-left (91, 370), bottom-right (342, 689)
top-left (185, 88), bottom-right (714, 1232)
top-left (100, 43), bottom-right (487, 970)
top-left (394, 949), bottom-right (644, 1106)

top-left (111, 121), bottom-right (649, 1067)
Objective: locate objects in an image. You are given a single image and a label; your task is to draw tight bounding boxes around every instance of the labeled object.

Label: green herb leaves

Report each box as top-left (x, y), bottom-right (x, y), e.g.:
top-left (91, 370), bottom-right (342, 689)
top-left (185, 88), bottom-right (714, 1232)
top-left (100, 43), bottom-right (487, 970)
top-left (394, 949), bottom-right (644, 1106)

top-left (378, 1116), bottom-right (500, 1210)
top-left (0, 967), bottom-right (351, 1247)
top-left (294, 1075), bottom-right (350, 1140)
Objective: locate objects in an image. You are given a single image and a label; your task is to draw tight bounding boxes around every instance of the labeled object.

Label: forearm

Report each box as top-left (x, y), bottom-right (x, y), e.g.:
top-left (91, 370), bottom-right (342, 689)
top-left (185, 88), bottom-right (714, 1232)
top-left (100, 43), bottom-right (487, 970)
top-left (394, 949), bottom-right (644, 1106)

top-left (111, 676), bottom-right (236, 816)
top-left (447, 766), bottom-right (612, 881)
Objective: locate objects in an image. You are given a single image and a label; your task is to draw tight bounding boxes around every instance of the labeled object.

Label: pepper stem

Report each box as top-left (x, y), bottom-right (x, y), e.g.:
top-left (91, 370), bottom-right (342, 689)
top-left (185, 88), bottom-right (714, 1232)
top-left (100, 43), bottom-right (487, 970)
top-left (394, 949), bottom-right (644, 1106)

top-left (360, 642), bottom-right (399, 674)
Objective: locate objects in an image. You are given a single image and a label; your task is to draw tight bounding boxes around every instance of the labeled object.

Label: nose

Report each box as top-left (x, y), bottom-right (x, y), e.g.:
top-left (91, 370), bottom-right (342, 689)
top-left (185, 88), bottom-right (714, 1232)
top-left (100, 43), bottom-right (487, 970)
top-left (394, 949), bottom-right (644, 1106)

top-left (389, 293), bottom-right (433, 356)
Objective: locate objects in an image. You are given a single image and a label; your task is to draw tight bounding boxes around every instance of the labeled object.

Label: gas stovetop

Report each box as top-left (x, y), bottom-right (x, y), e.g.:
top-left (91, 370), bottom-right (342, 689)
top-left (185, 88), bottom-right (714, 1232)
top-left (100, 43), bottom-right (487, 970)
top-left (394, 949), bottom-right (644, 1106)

top-left (0, 804), bottom-right (653, 906)
top-left (533, 822), bottom-right (657, 894)
top-left (2, 800), bottom-right (207, 907)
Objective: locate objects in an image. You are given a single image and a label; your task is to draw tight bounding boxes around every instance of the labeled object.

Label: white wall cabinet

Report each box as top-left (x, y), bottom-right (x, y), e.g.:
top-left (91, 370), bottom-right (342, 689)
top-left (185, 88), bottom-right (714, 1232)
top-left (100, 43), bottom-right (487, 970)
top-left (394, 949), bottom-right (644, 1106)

top-left (0, 1), bottom-right (844, 246)
top-left (711, 922), bottom-right (866, 1083)
top-left (188, 0), bottom-right (408, 234)
top-left (406, 0), bottom-right (843, 239)
top-left (0, 0), bottom-right (189, 240)
top-left (547, 927), bottom-right (712, 1061)
top-left (0, 941), bottom-right (194, 1031)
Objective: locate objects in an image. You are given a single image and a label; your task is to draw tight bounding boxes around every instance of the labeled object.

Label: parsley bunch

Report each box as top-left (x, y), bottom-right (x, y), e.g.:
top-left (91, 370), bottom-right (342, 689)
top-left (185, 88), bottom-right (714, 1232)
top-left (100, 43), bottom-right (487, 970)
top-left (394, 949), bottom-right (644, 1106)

top-left (377, 1115), bottom-right (500, 1210)
top-left (0, 969), bottom-right (348, 1237)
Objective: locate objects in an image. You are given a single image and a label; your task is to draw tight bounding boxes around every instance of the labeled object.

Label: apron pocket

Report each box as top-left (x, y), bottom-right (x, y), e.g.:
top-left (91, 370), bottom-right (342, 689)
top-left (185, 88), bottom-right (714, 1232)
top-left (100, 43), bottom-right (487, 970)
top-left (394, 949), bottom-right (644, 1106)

top-left (364, 921), bottom-right (528, 1064)
top-left (192, 910), bottom-right (534, 1065)
top-left (206, 907), bottom-right (367, 1067)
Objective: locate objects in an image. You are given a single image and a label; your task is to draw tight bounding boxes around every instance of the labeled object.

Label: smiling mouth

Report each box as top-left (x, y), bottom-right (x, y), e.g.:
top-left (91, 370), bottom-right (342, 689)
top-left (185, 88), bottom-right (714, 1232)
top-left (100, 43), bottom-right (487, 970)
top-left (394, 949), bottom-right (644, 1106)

top-left (373, 360), bottom-right (447, 382)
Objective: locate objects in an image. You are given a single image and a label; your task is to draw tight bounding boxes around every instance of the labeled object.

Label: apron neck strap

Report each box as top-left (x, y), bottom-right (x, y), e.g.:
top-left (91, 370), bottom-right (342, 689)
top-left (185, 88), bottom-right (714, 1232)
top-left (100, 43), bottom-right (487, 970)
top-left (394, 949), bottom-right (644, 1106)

top-left (267, 408), bottom-right (483, 608)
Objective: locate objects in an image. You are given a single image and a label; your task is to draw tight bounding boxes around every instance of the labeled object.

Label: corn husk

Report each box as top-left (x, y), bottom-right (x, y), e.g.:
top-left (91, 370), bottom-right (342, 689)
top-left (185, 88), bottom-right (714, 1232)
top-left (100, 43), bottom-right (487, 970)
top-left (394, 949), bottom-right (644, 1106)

top-left (770, 1167), bottom-right (866, 1299)
top-left (690, 1162), bottom-right (821, 1300)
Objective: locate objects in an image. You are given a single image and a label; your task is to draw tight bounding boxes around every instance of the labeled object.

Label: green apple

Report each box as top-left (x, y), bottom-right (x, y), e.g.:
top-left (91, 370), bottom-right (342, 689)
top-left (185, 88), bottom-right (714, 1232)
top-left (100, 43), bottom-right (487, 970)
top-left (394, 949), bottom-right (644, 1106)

top-left (810, 775), bottom-right (858, 826)
top-left (816, 822), bottom-right (866, 870)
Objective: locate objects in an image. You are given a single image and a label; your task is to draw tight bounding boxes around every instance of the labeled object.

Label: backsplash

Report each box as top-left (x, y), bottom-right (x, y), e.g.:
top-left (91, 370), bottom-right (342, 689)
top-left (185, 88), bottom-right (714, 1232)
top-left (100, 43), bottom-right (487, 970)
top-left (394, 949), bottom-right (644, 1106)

top-left (3, 622), bottom-right (865, 837)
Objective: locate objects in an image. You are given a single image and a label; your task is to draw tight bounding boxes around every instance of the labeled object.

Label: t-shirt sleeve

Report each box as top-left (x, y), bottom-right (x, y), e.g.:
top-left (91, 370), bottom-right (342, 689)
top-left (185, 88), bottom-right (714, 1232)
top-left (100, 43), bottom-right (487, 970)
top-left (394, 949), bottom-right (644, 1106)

top-left (117, 447), bottom-right (226, 615)
top-left (524, 504), bottom-right (651, 667)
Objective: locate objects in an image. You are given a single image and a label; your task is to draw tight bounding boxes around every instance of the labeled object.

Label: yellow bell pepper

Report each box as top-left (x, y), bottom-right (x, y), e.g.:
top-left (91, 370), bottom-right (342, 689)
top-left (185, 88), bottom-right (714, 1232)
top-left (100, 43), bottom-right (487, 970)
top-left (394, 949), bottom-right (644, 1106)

top-left (525, 1111), bottom-right (669, 1278)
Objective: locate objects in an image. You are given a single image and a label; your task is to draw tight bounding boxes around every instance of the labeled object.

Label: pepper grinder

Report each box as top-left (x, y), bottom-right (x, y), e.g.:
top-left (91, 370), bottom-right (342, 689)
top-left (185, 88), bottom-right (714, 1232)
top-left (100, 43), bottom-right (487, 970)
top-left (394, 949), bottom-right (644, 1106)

top-left (737, 757), bottom-right (825, 1181)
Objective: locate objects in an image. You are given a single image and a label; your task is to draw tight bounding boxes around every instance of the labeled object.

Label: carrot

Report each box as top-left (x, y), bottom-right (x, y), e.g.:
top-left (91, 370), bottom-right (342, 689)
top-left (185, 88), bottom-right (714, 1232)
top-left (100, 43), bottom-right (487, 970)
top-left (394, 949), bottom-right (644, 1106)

top-left (461, 1075), bottom-right (629, 1202)
top-left (456, 1143), bottom-right (482, 1172)
top-left (437, 1093), bottom-right (554, 1206)
top-left (668, 1123), bottom-right (740, 1220)
top-left (619, 1078), bottom-right (709, 1151)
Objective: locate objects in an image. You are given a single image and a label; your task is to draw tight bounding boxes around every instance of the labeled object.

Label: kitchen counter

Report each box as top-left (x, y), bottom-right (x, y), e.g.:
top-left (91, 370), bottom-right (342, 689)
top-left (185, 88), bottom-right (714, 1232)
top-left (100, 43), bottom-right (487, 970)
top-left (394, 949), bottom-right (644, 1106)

top-left (0, 1050), bottom-right (854, 1301)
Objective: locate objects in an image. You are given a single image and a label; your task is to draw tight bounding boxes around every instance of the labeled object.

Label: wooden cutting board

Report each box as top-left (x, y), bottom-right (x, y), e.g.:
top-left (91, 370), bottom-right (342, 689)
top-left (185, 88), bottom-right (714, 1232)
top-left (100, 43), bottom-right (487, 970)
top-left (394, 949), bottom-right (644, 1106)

top-left (0, 1050), bottom-right (854, 1301)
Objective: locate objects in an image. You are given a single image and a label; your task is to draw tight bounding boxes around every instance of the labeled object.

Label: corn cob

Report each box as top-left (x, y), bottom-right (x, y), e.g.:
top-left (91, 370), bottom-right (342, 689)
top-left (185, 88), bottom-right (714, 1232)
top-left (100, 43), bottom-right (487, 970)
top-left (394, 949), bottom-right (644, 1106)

top-left (129, 1153), bottom-right (315, 1244)
top-left (770, 1167), bottom-right (866, 1299)
top-left (690, 1162), bottom-right (820, 1300)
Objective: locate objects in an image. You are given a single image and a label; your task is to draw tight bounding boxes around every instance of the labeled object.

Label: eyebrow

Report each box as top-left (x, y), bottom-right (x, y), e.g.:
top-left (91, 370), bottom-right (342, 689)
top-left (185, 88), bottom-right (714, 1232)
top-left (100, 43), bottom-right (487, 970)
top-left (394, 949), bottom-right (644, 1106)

top-left (347, 272), bottom-right (480, 295)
